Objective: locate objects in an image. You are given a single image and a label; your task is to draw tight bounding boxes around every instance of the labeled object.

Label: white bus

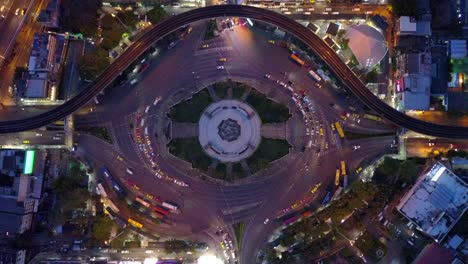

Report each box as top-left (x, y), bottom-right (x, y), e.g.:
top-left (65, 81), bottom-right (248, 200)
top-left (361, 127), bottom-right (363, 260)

top-left (162, 201), bottom-right (179, 211)
top-left (308, 70), bottom-right (322, 82)
top-left (97, 183), bottom-right (108, 198)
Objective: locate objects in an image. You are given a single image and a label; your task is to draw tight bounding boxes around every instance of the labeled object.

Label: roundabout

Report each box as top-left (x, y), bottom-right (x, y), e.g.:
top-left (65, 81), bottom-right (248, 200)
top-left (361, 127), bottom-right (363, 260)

top-left (73, 15), bottom-right (399, 264)
top-left (198, 99), bottom-right (261, 163)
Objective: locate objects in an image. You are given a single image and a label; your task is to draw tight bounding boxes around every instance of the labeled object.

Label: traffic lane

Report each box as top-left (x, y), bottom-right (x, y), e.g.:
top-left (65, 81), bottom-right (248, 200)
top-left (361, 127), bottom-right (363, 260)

top-left (76, 134), bottom-right (220, 236)
top-left (406, 137), bottom-right (468, 157)
top-left (0, 130), bottom-right (65, 145)
top-left (0, 0), bottom-right (33, 60)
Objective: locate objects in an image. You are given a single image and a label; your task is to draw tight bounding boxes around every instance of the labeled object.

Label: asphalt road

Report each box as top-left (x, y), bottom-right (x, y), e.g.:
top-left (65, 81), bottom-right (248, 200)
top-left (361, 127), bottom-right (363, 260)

top-left (0, 0), bottom-right (34, 66)
top-left (0, 5), bottom-right (467, 138)
top-left (72, 20), bottom-right (397, 263)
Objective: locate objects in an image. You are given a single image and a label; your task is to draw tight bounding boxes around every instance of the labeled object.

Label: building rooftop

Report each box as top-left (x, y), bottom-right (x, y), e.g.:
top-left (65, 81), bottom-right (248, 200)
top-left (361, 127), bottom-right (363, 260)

top-left (399, 16), bottom-right (417, 33)
top-left (307, 22), bottom-right (318, 33)
top-left (345, 24), bottom-right (387, 68)
top-left (402, 75), bottom-right (431, 110)
top-left (397, 162), bottom-right (468, 242)
top-left (447, 92), bottom-right (468, 111)
top-left (414, 243), bottom-right (456, 264)
top-left (449, 40), bottom-right (467, 59)
top-left (326, 22), bottom-right (339, 36)
top-left (25, 77), bottom-right (48, 98)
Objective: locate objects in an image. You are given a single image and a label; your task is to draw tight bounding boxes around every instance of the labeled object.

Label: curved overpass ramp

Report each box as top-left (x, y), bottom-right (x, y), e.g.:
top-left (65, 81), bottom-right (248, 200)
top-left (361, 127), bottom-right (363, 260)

top-left (0, 5), bottom-right (467, 138)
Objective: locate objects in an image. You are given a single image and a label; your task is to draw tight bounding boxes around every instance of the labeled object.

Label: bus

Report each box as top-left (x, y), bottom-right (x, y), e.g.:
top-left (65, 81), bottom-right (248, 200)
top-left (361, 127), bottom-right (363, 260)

top-left (363, 114), bottom-right (382, 122)
top-left (106, 200), bottom-right (119, 214)
top-left (335, 169), bottom-right (341, 186)
top-left (335, 122), bottom-right (345, 138)
top-left (332, 187), bottom-right (343, 200)
top-left (154, 206), bottom-right (169, 216)
top-left (290, 54), bottom-right (305, 66)
top-left (111, 179), bottom-right (125, 197)
top-left (308, 70), bottom-right (322, 82)
top-left (301, 210), bottom-right (312, 218)
top-left (101, 166), bottom-right (111, 178)
top-left (135, 197), bottom-right (151, 208)
top-left (106, 206), bottom-right (118, 219)
top-left (340, 161), bottom-right (346, 175)
top-left (150, 211), bottom-right (164, 220)
top-left (284, 215), bottom-right (300, 226)
top-left (322, 191), bottom-right (332, 205)
top-left (162, 201), bottom-right (179, 211)
top-left (128, 218), bottom-right (143, 229)
top-left (97, 183), bottom-right (108, 198)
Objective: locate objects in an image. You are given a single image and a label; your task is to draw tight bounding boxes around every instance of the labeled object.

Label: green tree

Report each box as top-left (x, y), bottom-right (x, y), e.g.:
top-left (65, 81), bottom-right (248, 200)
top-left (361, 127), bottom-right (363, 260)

top-left (399, 160), bottom-right (418, 184)
top-left (118, 11), bottom-right (139, 28)
top-left (79, 48), bottom-right (109, 81)
top-left (147, 5), bottom-right (167, 25)
top-left (391, 0), bottom-right (418, 17)
top-left (164, 239), bottom-right (190, 254)
top-left (92, 214), bottom-right (113, 243)
top-left (366, 69), bottom-right (378, 83)
top-left (377, 157), bottom-right (400, 176)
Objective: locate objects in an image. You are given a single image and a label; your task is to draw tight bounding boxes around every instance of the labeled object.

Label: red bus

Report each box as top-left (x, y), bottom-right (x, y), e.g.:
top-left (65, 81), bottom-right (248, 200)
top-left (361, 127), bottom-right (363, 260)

top-left (150, 211), bottom-right (164, 219)
top-left (154, 206), bottom-right (169, 215)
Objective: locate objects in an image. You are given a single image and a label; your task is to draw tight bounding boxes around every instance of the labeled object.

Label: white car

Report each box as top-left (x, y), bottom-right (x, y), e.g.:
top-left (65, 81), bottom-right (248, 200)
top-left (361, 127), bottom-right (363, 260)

top-left (264, 74), bottom-right (271, 79)
top-left (153, 96), bottom-right (162, 106)
top-left (216, 65), bottom-right (225, 70)
top-left (353, 145), bottom-right (361, 150)
top-left (264, 218), bottom-right (269, 224)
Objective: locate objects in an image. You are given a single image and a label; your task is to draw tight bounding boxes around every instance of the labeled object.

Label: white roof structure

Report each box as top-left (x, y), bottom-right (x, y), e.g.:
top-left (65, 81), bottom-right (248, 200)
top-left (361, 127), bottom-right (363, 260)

top-left (397, 163), bottom-right (468, 242)
top-left (398, 16), bottom-right (417, 34)
top-left (345, 24), bottom-right (387, 68)
top-left (402, 75), bottom-right (431, 110)
top-left (449, 40), bottom-right (467, 59)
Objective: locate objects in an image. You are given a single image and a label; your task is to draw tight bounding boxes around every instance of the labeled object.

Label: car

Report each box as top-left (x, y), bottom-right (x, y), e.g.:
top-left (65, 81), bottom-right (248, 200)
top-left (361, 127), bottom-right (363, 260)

top-left (14, 8), bottom-right (19, 15)
top-left (130, 79), bottom-right (138, 85)
top-left (22, 140), bottom-right (30, 144)
top-left (126, 168), bottom-right (134, 175)
top-left (330, 124), bottom-right (336, 131)
top-left (216, 65), bottom-right (225, 70)
top-left (0, 5), bottom-right (5, 12)
top-left (153, 96), bottom-right (162, 106)
top-left (52, 136), bottom-right (61, 140)
top-left (356, 167), bottom-right (363, 173)
top-left (35, 133), bottom-right (43, 136)
top-left (353, 145), bottom-right (361, 150)
top-left (121, 250), bottom-right (129, 254)
top-left (264, 74), bottom-right (271, 79)
top-left (20, 8), bottom-right (25, 15)
top-left (428, 141), bottom-right (435, 146)
top-left (268, 40), bottom-right (275, 44)
top-left (202, 44), bottom-right (209, 48)
top-left (219, 57), bottom-right (227, 62)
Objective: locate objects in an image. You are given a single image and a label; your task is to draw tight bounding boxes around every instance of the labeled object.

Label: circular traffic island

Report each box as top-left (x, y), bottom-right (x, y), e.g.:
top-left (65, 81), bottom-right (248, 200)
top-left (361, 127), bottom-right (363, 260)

top-left (198, 100), bottom-right (261, 163)
top-left (165, 81), bottom-right (292, 182)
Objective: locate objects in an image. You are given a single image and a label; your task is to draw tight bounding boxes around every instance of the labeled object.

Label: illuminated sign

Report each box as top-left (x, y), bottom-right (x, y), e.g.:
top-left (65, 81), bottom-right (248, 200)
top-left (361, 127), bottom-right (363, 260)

top-left (23, 150), bottom-right (35, 174)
